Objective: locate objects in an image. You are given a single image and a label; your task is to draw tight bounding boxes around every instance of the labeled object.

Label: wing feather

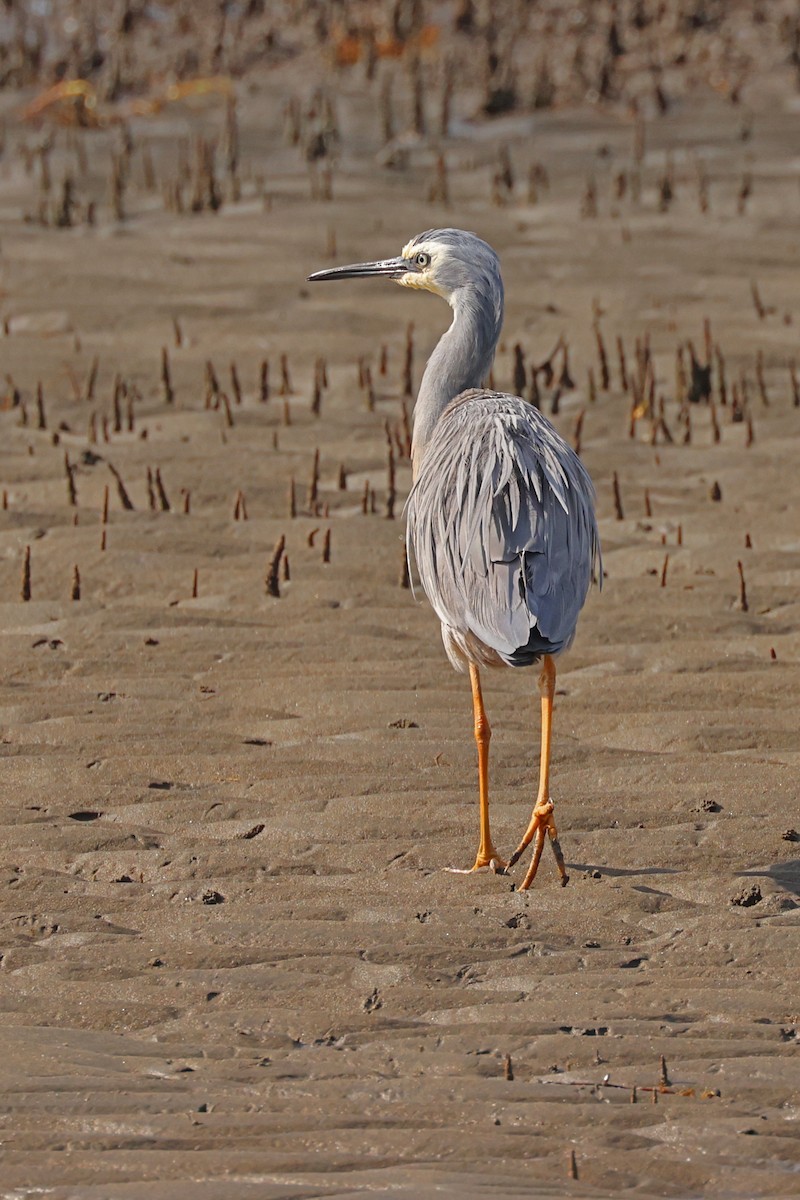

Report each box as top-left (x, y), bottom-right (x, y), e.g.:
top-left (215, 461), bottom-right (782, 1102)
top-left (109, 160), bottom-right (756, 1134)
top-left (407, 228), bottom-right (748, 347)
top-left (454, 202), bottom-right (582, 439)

top-left (405, 390), bottom-right (601, 670)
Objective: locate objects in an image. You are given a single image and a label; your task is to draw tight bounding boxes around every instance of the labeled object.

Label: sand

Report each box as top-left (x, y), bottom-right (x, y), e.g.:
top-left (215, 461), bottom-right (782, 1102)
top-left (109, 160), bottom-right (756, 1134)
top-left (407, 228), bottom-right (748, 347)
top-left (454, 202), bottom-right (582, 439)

top-left (0, 4), bottom-right (799, 1197)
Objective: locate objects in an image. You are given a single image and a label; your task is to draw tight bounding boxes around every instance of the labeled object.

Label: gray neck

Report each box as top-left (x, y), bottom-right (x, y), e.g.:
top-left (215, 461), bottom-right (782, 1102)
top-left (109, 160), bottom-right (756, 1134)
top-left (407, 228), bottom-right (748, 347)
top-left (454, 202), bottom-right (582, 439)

top-left (411, 283), bottom-right (503, 476)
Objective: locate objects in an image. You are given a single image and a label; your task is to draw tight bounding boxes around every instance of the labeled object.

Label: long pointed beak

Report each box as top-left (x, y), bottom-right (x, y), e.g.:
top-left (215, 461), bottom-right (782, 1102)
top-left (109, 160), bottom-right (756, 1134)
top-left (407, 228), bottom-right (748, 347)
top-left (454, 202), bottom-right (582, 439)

top-left (308, 256), bottom-right (407, 283)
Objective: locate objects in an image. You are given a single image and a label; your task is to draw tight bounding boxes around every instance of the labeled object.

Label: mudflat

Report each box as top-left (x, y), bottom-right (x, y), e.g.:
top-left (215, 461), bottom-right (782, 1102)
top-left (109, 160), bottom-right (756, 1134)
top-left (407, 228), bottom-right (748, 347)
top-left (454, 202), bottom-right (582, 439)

top-left (0, 5), bottom-right (798, 1197)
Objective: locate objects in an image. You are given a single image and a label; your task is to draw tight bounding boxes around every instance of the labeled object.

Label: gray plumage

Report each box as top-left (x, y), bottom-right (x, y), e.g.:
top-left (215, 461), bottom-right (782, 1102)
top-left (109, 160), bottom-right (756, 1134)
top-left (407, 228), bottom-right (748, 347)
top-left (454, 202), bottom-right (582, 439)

top-left (309, 227), bottom-right (601, 675)
top-left (406, 389), bottom-right (599, 672)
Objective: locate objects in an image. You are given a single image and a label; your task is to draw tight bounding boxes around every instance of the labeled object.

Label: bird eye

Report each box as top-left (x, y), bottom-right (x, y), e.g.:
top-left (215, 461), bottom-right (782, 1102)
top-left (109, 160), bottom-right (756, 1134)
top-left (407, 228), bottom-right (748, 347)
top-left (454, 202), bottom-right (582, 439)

top-left (415, 252), bottom-right (430, 268)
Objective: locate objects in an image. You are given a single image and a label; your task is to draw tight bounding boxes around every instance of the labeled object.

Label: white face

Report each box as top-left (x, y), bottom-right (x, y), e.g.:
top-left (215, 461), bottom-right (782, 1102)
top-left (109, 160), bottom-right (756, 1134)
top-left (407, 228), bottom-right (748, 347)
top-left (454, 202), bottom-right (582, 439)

top-left (398, 240), bottom-right (448, 296)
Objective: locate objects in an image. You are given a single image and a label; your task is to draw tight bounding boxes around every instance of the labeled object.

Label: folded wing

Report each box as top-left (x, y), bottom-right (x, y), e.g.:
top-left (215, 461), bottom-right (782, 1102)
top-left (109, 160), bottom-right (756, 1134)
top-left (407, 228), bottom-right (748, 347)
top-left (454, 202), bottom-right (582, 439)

top-left (406, 390), bottom-right (600, 669)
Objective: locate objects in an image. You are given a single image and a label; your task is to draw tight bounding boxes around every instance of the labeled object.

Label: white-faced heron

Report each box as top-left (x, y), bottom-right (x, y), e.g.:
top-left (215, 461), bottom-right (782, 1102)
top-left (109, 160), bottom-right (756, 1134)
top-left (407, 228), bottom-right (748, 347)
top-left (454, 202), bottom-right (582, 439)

top-left (309, 229), bottom-right (601, 890)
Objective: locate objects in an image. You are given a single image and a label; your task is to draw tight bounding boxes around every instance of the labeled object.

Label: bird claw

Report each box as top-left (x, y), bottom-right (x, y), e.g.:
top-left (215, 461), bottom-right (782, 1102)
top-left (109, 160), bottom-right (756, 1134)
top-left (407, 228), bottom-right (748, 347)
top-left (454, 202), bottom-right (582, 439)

top-left (444, 855), bottom-right (507, 876)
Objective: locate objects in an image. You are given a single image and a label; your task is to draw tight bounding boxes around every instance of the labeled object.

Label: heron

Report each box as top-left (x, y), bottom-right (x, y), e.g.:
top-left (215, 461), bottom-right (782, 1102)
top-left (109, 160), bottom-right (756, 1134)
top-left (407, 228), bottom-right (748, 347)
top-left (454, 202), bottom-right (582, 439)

top-left (309, 229), bottom-right (600, 890)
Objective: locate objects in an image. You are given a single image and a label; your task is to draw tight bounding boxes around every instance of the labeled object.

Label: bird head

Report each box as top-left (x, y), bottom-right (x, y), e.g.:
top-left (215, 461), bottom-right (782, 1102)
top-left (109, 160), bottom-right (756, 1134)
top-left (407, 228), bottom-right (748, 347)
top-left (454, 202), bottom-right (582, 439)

top-left (308, 228), bottom-right (502, 308)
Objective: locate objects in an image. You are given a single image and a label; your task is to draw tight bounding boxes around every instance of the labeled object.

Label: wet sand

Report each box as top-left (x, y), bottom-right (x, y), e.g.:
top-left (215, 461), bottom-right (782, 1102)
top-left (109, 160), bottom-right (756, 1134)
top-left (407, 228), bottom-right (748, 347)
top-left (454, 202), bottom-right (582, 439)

top-left (1, 6), bottom-right (799, 1197)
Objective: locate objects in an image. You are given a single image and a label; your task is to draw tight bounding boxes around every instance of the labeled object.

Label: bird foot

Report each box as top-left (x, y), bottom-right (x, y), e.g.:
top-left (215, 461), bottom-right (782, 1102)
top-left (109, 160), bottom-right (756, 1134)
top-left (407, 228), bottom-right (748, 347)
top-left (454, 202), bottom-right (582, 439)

top-left (508, 798), bottom-right (569, 891)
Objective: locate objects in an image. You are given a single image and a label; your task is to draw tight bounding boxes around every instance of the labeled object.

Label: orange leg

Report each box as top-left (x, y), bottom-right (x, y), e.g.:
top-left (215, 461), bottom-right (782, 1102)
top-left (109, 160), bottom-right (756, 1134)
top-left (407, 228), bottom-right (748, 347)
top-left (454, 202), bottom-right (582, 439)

top-left (507, 655), bottom-right (569, 890)
top-left (469, 664), bottom-right (506, 873)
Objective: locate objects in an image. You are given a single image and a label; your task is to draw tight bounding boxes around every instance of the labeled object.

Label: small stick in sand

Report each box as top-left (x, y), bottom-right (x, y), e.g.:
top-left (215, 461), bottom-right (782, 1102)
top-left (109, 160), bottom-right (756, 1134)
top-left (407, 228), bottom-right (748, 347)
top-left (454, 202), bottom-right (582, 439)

top-left (64, 452), bottom-right (77, 506)
top-left (559, 342), bottom-right (575, 390)
top-left (594, 324), bottom-right (610, 390)
top-left (631, 1086), bottom-right (638, 1103)
top-left (504, 1055), bottom-right (514, 1081)
top-left (644, 488), bottom-right (652, 517)
top-left (683, 409), bottom-right (692, 445)
top-left (288, 477), bottom-right (297, 519)
top-left (337, 463), bottom-right (347, 490)
top-left (146, 468), bottom-right (156, 511)
top-left (361, 480), bottom-right (370, 515)
top-left (205, 361), bottom-right (220, 409)
top-left (404, 323), bottom-right (414, 397)
top-left (660, 554), bottom-right (669, 587)
top-left (379, 345), bottom-right (388, 377)
top-left (386, 443), bottom-right (396, 519)
top-left (710, 481), bottom-right (722, 502)
top-left (528, 369), bottom-right (541, 409)
top-left (745, 532), bottom-right (752, 549)
top-left (307, 448), bottom-right (320, 510)
top-left (675, 345), bottom-right (687, 406)
top-left (399, 546), bottom-right (410, 589)
top-left (71, 565), bottom-right (81, 601)
top-left (233, 490), bottom-right (248, 520)
top-left (616, 335), bottom-right (628, 393)
top-left (660, 1055), bottom-right (670, 1087)
top-left (230, 362), bottom-right (242, 406)
top-left (587, 367), bottom-right (596, 405)
top-left (364, 364), bottom-right (375, 412)
top-left (311, 375), bottom-right (322, 417)
top-left (612, 471), bottom-right (624, 520)
top-left (265, 536), bottom-right (286, 598)
top-left (112, 376), bottom-right (124, 433)
top-left (567, 1150), bottom-right (578, 1180)
top-left (154, 468), bottom-right (171, 511)
top-left (572, 409), bottom-right (585, 455)
top-left (400, 399), bottom-right (412, 456)
top-left (192, 569), bottom-right (199, 599)
top-left (322, 528), bottom-right (331, 563)
top-left (85, 356), bottom-right (99, 402)
top-left (746, 414), bottom-right (755, 446)
top-left (161, 347), bottom-right (174, 405)
top-left (172, 316), bottom-right (184, 348)
top-left (36, 383), bottom-right (46, 429)
top-left (221, 392), bottom-right (235, 428)
top-left (21, 545), bottom-right (31, 601)
top-left (280, 354), bottom-right (292, 395)
top-left (737, 560), bottom-right (749, 612)
top-left (710, 400), bottom-right (721, 443)
top-left (790, 360), bottom-right (800, 407)
top-left (102, 485), bottom-right (110, 525)
top-left (260, 359), bottom-right (270, 403)
top-left (513, 344), bottom-right (526, 396)
top-left (737, 173), bottom-right (751, 215)
top-left (282, 555), bottom-right (290, 582)
top-left (755, 350), bottom-right (768, 406)
top-left (715, 346), bottom-right (727, 405)
top-left (750, 280), bottom-right (767, 320)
